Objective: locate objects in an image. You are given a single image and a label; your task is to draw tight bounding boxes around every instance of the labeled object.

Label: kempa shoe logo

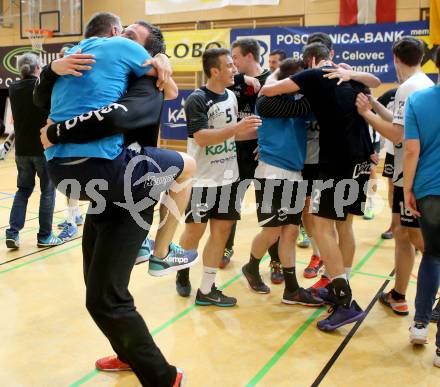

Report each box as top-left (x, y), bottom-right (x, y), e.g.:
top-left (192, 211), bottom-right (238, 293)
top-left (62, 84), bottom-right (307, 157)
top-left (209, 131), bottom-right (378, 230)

top-left (167, 257), bottom-right (189, 264)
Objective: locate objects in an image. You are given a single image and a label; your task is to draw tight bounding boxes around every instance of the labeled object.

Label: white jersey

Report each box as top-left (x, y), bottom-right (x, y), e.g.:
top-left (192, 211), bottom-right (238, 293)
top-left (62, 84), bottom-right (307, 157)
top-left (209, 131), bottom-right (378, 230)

top-left (384, 138), bottom-right (394, 155)
top-left (392, 72), bottom-right (434, 187)
top-left (185, 86), bottom-right (239, 187)
top-left (384, 99), bottom-right (395, 155)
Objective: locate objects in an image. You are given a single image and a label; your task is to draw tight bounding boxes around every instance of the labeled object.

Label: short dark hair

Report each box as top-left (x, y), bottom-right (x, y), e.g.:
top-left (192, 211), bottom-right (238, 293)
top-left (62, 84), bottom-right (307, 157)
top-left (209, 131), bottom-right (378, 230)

top-left (307, 32), bottom-right (333, 50)
top-left (269, 49), bottom-right (287, 60)
top-left (278, 59), bottom-right (305, 80)
top-left (231, 39), bottom-right (260, 62)
top-left (202, 48), bottom-right (230, 78)
top-left (303, 42), bottom-right (330, 65)
top-left (84, 12), bottom-right (121, 38)
top-left (135, 21), bottom-right (166, 56)
top-left (392, 36), bottom-right (425, 66)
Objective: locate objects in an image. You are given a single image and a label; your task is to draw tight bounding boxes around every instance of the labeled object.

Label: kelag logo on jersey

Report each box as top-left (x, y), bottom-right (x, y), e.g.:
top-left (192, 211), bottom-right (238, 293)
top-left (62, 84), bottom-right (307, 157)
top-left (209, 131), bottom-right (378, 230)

top-left (235, 35), bottom-right (271, 67)
top-left (160, 90), bottom-right (191, 140)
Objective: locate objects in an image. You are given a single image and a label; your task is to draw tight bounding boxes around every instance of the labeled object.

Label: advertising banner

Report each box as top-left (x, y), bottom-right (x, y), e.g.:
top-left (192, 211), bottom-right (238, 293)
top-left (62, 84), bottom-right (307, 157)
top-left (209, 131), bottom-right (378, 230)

top-left (231, 21), bottom-right (436, 82)
top-left (0, 42), bottom-right (76, 89)
top-left (164, 29), bottom-right (230, 72)
top-left (160, 89), bottom-right (191, 140)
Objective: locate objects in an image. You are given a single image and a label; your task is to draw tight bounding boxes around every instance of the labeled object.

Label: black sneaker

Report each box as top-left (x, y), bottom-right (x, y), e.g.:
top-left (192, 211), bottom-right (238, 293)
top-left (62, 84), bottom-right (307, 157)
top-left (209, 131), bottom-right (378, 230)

top-left (282, 287), bottom-right (324, 307)
top-left (431, 299), bottom-right (440, 323)
top-left (242, 263), bottom-right (270, 294)
top-left (195, 286), bottom-right (237, 307)
top-left (270, 260), bottom-right (284, 284)
top-left (5, 236), bottom-right (20, 249)
top-left (176, 269), bottom-right (191, 298)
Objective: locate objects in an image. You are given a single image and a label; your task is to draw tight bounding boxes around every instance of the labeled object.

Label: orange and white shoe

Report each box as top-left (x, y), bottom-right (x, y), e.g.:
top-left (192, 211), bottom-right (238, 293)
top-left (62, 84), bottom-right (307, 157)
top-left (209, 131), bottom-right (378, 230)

top-left (303, 255), bottom-right (323, 279)
top-left (95, 355), bottom-right (131, 371)
top-left (174, 368), bottom-right (186, 386)
top-left (308, 275), bottom-right (331, 294)
top-left (379, 291), bottom-right (409, 316)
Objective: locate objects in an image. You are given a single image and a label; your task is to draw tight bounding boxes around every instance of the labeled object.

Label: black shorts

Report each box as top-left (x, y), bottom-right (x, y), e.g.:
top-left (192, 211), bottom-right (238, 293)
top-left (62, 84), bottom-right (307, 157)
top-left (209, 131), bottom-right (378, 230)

top-left (310, 161), bottom-right (371, 221)
top-left (392, 186), bottom-right (419, 228)
top-left (373, 141), bottom-right (381, 154)
top-left (382, 152), bottom-right (394, 178)
top-left (302, 164), bottom-right (320, 197)
top-left (255, 179), bottom-right (305, 227)
top-left (185, 182), bottom-right (241, 223)
top-left (236, 139), bottom-right (258, 180)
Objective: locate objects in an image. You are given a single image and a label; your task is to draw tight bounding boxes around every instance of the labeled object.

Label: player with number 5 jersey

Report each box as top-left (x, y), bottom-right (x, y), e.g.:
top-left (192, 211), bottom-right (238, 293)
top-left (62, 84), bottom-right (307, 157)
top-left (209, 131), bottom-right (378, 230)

top-left (175, 48), bottom-right (262, 304)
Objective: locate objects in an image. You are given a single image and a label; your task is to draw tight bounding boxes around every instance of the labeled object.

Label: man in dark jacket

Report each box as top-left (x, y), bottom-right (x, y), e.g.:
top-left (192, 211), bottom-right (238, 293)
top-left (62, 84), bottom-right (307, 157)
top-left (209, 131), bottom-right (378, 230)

top-left (5, 53), bottom-right (63, 248)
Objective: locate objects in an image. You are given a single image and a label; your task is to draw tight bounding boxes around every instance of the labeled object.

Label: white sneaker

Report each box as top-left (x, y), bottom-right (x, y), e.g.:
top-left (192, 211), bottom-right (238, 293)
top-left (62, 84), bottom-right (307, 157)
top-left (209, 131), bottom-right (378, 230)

top-left (434, 349), bottom-right (440, 368)
top-left (409, 321), bottom-right (428, 345)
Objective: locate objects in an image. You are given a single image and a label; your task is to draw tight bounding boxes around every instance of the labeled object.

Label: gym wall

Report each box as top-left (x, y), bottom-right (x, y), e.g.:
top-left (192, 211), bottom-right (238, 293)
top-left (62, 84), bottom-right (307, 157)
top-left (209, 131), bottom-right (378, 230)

top-left (0, 0), bottom-right (430, 46)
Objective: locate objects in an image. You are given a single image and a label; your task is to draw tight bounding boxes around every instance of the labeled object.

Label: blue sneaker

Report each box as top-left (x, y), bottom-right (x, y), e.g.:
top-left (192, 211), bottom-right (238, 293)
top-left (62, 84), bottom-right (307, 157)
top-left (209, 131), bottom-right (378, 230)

top-left (57, 220), bottom-right (68, 230)
top-left (58, 223), bottom-right (78, 241)
top-left (297, 226), bottom-right (310, 248)
top-left (317, 300), bottom-right (365, 332)
top-left (135, 238), bottom-right (155, 265)
top-left (57, 215), bottom-right (84, 229)
top-left (37, 233), bottom-right (64, 247)
top-left (5, 234), bottom-right (19, 249)
top-left (75, 214), bottom-right (84, 226)
top-left (148, 243), bottom-right (198, 277)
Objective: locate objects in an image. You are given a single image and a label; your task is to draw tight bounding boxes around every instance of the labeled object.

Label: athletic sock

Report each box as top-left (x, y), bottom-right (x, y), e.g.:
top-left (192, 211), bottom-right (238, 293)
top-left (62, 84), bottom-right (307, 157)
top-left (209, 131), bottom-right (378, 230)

top-left (310, 237), bottom-right (320, 257)
top-left (68, 199), bottom-right (81, 217)
top-left (74, 205), bottom-right (82, 219)
top-left (332, 273), bottom-right (347, 281)
top-left (66, 205), bottom-right (76, 225)
top-left (248, 254), bottom-right (261, 275)
top-left (283, 266), bottom-right (299, 293)
top-left (345, 267), bottom-right (352, 278)
top-left (391, 288), bottom-right (405, 301)
top-left (200, 266), bottom-right (217, 295)
top-left (268, 240), bottom-right (280, 263)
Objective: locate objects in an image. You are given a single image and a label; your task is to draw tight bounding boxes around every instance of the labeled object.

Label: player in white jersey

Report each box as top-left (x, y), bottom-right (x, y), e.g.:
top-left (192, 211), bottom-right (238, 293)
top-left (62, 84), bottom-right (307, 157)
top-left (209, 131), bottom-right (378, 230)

top-left (377, 88), bottom-right (398, 239)
top-left (357, 36), bottom-right (434, 316)
top-left (176, 48), bottom-right (261, 305)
